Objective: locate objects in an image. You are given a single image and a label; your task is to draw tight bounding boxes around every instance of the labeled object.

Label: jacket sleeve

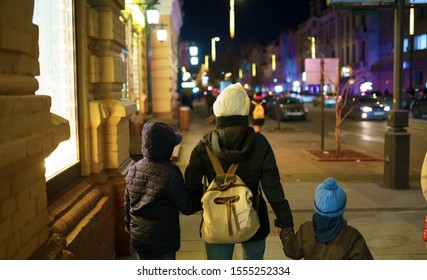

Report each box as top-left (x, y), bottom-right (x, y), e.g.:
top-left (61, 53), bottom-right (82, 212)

top-left (259, 140), bottom-right (294, 228)
top-left (166, 165), bottom-right (200, 215)
top-left (184, 141), bottom-right (206, 204)
top-left (347, 229), bottom-right (374, 260)
top-left (280, 226), bottom-right (304, 260)
top-left (124, 165), bottom-right (136, 229)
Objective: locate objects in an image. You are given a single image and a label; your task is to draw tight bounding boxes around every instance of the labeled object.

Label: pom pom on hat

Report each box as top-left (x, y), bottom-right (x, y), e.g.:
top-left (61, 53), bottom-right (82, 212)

top-left (314, 178), bottom-right (347, 218)
top-left (213, 83), bottom-right (250, 117)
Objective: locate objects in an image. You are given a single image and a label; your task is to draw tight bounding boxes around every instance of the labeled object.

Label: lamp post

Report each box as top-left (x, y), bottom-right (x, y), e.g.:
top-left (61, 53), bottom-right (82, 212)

top-left (384, 0), bottom-right (410, 189)
top-left (211, 37), bottom-right (220, 62)
top-left (144, 0), bottom-right (160, 115)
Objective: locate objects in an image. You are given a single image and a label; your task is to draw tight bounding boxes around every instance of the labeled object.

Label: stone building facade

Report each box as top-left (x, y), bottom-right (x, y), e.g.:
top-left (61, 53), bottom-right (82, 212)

top-left (0, 0), bottom-right (181, 259)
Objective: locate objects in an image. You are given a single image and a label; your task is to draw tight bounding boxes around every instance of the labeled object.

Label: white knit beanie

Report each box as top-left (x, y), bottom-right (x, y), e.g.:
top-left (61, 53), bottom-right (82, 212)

top-left (213, 83), bottom-right (250, 117)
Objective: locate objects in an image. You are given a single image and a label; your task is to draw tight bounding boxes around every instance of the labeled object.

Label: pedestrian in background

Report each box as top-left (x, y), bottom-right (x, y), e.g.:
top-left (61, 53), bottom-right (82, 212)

top-left (249, 92), bottom-right (265, 132)
top-left (205, 89), bottom-right (216, 117)
top-left (185, 82), bottom-right (294, 260)
top-left (280, 177), bottom-right (373, 260)
top-left (124, 122), bottom-right (199, 260)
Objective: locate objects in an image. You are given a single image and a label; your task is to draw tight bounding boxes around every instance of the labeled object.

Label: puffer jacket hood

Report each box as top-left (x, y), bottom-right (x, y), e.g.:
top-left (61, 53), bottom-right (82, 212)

top-left (141, 122), bottom-right (181, 160)
top-left (202, 116), bottom-right (256, 163)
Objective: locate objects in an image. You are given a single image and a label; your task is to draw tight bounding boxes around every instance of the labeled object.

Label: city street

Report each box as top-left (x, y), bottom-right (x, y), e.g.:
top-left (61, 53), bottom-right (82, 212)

top-left (170, 102), bottom-right (427, 260)
top-left (280, 104), bottom-right (427, 172)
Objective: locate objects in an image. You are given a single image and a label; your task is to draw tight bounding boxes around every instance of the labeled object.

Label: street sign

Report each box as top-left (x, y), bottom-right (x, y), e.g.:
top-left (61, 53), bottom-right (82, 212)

top-left (305, 58), bottom-right (339, 85)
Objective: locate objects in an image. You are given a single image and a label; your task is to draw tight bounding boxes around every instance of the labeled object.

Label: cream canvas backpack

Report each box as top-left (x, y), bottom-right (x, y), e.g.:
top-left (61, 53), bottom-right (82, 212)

top-left (200, 146), bottom-right (260, 244)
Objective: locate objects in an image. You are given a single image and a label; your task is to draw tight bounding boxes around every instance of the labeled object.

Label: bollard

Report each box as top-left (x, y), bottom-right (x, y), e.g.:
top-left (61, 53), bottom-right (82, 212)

top-left (384, 110), bottom-right (410, 189)
top-left (179, 106), bottom-right (191, 131)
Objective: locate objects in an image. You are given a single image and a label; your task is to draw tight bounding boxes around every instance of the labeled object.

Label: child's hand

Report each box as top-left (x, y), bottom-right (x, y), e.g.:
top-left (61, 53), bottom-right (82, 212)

top-left (276, 227), bottom-right (294, 234)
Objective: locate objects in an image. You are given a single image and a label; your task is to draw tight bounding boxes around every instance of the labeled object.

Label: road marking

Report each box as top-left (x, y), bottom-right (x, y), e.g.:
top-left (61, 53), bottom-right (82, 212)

top-left (327, 131), bottom-right (385, 143)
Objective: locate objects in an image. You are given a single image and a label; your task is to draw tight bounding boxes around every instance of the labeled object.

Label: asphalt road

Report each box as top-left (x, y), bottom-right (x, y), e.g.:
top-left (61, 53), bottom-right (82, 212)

top-left (270, 104), bottom-right (427, 172)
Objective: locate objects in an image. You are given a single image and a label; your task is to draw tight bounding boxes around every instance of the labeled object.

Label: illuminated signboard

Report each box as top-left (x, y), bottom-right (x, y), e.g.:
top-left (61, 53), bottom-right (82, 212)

top-left (407, 0), bottom-right (427, 4)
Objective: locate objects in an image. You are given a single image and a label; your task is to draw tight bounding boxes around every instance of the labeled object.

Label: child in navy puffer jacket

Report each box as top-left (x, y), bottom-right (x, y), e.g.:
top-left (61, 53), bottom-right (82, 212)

top-left (124, 122), bottom-right (199, 260)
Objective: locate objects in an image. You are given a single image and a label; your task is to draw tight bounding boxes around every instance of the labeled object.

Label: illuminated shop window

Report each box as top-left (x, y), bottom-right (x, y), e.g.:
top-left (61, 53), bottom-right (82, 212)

top-left (33, 0), bottom-right (78, 179)
top-left (414, 34), bottom-right (427, 50)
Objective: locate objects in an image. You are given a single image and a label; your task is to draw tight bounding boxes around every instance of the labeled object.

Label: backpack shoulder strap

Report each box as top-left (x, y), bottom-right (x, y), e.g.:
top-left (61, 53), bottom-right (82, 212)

top-left (205, 145), bottom-right (225, 175)
top-left (227, 162), bottom-right (239, 176)
top-left (205, 145), bottom-right (240, 176)
top-left (251, 100), bottom-right (258, 106)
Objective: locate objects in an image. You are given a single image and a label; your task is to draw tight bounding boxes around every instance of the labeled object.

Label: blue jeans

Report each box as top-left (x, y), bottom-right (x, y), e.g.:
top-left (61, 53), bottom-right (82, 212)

top-left (205, 238), bottom-right (266, 260)
top-left (136, 251), bottom-right (176, 260)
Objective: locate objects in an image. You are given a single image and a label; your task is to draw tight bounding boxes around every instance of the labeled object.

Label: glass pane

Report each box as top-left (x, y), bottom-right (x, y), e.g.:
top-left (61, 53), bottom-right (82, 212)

top-left (33, 0), bottom-right (78, 179)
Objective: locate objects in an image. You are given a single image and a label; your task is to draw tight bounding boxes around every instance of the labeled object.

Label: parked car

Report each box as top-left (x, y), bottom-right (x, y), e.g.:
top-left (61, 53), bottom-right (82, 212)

top-left (266, 96), bottom-right (308, 121)
top-left (313, 92), bottom-right (339, 107)
top-left (299, 91), bottom-right (316, 103)
top-left (380, 91), bottom-right (414, 110)
top-left (411, 95), bottom-right (427, 118)
top-left (340, 95), bottom-right (390, 120)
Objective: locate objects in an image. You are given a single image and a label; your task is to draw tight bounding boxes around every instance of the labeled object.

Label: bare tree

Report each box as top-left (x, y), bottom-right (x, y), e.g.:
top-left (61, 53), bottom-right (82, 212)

top-left (323, 68), bottom-right (367, 155)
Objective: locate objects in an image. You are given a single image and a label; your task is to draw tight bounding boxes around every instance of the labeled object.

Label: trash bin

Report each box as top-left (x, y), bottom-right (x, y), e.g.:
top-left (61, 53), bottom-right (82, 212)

top-left (179, 106), bottom-right (191, 131)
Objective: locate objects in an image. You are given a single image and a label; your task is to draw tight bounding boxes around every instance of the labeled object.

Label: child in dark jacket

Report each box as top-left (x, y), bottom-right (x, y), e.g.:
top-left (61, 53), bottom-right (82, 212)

top-left (280, 178), bottom-right (373, 260)
top-left (124, 122), bottom-right (199, 260)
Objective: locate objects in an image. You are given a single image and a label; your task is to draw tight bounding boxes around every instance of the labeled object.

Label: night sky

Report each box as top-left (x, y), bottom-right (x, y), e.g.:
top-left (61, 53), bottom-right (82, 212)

top-left (180, 0), bottom-right (319, 55)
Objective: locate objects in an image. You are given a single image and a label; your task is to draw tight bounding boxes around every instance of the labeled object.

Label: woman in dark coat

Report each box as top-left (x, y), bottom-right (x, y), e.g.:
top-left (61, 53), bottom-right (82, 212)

top-left (184, 83), bottom-right (294, 260)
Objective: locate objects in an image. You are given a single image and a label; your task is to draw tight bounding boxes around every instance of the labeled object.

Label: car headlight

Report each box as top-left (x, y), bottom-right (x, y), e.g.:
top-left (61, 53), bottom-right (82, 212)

top-left (362, 106), bottom-right (372, 112)
top-left (384, 105), bottom-right (390, 111)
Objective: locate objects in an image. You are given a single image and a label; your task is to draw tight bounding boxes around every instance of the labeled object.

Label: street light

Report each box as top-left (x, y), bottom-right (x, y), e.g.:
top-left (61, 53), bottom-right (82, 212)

top-left (230, 0), bottom-right (235, 39)
top-left (308, 36), bottom-right (316, 59)
top-left (156, 23), bottom-right (167, 43)
top-left (409, 5), bottom-right (415, 94)
top-left (211, 37), bottom-right (220, 62)
top-left (271, 54), bottom-right (276, 71)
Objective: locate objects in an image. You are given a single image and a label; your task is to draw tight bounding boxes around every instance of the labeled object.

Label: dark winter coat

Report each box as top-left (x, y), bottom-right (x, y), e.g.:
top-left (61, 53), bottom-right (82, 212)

top-left (280, 219), bottom-right (373, 260)
top-left (124, 122), bottom-right (199, 256)
top-left (184, 116), bottom-right (294, 242)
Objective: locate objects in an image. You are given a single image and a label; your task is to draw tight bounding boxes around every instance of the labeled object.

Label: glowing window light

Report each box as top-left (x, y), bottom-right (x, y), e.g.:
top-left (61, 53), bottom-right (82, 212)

top-left (252, 63), bottom-right (256, 77)
top-left (189, 46), bottom-right (198, 56)
top-left (33, 0), bottom-right (78, 179)
top-left (190, 56), bottom-right (199, 65)
top-left (128, 4), bottom-right (145, 26)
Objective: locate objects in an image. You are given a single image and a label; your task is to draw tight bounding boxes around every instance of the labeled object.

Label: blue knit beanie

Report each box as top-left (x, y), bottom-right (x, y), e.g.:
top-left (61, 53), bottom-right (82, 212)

top-left (314, 178), bottom-right (347, 218)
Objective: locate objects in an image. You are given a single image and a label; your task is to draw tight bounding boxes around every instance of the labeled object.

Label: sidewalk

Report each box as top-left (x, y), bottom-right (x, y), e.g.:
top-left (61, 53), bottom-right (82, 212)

top-left (174, 102), bottom-right (427, 260)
